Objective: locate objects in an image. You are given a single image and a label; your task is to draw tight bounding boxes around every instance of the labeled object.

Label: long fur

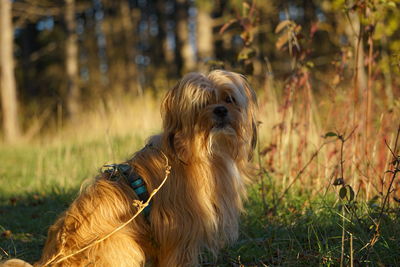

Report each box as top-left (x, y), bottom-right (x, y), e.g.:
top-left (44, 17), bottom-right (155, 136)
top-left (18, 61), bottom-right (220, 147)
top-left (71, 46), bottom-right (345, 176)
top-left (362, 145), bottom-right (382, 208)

top-left (2, 70), bottom-right (257, 267)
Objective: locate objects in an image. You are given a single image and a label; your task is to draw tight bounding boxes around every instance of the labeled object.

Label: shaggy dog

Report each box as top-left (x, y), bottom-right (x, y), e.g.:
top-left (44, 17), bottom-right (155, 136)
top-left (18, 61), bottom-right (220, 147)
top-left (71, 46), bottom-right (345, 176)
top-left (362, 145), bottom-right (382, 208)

top-left (2, 70), bottom-right (257, 267)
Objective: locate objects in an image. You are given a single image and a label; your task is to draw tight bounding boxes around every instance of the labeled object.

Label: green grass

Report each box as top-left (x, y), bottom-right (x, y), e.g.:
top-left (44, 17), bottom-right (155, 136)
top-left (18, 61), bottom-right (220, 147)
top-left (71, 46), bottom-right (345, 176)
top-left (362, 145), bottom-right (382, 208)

top-left (1, 135), bottom-right (399, 266)
top-left (0, 133), bottom-right (146, 263)
top-left (234, 192), bottom-right (400, 266)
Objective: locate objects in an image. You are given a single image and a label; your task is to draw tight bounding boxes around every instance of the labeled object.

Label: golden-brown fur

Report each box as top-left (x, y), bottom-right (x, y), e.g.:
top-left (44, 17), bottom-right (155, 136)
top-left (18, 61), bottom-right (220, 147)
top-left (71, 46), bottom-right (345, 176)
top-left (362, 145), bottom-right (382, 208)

top-left (3, 70), bottom-right (257, 267)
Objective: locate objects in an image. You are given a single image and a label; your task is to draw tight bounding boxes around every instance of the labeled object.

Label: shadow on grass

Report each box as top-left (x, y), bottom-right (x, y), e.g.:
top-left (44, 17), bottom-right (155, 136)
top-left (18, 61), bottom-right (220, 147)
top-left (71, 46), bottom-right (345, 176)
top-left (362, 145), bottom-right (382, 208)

top-left (0, 189), bottom-right (78, 263)
top-left (1, 186), bottom-right (399, 266)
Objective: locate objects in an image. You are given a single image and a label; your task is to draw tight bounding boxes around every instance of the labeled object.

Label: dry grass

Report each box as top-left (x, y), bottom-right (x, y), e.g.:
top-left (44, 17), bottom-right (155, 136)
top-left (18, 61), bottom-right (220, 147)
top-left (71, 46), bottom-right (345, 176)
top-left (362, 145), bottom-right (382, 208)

top-left (53, 92), bottom-right (162, 145)
top-left (255, 75), bottom-right (400, 203)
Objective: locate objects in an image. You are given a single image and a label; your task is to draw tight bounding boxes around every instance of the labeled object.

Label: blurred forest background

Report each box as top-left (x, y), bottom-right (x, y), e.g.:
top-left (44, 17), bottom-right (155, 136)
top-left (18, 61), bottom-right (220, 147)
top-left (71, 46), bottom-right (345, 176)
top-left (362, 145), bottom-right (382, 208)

top-left (0, 0), bottom-right (398, 140)
top-left (1, 0), bottom-right (400, 265)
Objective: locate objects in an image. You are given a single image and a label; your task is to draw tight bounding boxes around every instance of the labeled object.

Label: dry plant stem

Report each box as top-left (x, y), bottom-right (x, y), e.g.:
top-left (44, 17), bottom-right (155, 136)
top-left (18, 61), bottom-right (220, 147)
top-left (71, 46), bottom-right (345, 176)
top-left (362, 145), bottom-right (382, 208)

top-left (43, 152), bottom-right (172, 267)
top-left (340, 135), bottom-right (345, 180)
top-left (350, 233), bottom-right (354, 267)
top-left (340, 204), bottom-right (345, 267)
top-left (376, 125), bottom-right (400, 224)
top-left (367, 124), bottom-right (400, 251)
top-left (338, 128), bottom-right (358, 267)
top-left (322, 167), bottom-right (338, 197)
top-left (340, 128), bottom-right (362, 221)
top-left (346, 11), bottom-right (362, 114)
top-left (256, 126), bottom-right (268, 213)
top-left (339, 127), bottom-right (358, 181)
top-left (276, 141), bottom-right (331, 206)
top-left (0, 247), bottom-right (9, 257)
top-left (366, 29), bottom-right (373, 152)
top-left (365, 5), bottom-right (374, 161)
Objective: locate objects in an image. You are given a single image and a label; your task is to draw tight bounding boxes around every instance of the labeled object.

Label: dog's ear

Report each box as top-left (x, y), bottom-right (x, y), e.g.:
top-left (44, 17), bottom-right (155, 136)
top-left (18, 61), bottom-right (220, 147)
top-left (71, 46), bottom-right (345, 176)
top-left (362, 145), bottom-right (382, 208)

top-left (248, 120), bottom-right (258, 160)
top-left (169, 132), bottom-right (191, 164)
top-left (162, 83), bottom-right (191, 164)
top-left (235, 73), bottom-right (258, 161)
top-left (248, 85), bottom-right (258, 161)
top-left (239, 74), bottom-right (258, 112)
top-left (161, 83), bottom-right (182, 135)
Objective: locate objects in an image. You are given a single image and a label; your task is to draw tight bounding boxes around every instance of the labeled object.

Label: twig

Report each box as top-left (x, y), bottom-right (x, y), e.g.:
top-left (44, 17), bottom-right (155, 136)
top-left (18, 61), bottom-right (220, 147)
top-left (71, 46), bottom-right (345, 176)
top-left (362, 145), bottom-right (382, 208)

top-left (276, 140), bottom-right (336, 206)
top-left (350, 233), bottom-right (354, 267)
top-left (340, 201), bottom-right (345, 267)
top-left (43, 151), bottom-right (171, 266)
top-left (334, 128), bottom-right (357, 267)
top-left (256, 125), bottom-right (268, 213)
top-left (376, 125), bottom-right (400, 223)
top-left (0, 247), bottom-right (9, 257)
top-left (366, 124), bottom-right (400, 251)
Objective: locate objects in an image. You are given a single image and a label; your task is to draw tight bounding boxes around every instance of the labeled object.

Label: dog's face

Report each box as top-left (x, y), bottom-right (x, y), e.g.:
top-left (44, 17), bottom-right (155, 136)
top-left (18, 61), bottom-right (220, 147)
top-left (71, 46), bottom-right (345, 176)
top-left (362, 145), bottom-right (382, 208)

top-left (162, 70), bottom-right (257, 162)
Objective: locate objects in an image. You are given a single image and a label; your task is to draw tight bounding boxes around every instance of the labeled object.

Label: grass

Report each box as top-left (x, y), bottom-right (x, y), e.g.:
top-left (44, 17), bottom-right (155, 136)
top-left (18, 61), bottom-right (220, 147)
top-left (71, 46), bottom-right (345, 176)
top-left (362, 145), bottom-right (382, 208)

top-left (234, 188), bottom-right (400, 266)
top-left (1, 94), bottom-right (400, 266)
top-left (0, 134), bottom-right (144, 263)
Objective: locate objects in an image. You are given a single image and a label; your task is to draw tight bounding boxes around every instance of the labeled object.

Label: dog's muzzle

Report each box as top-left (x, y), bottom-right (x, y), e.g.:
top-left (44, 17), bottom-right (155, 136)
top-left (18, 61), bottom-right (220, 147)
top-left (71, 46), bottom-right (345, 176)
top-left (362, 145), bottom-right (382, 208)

top-left (213, 106), bottom-right (229, 128)
top-left (213, 106), bottom-right (228, 118)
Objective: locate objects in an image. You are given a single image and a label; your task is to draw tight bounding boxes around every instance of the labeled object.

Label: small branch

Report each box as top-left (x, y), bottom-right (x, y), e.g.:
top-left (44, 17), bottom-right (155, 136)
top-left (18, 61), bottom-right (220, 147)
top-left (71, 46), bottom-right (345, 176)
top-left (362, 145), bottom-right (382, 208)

top-left (350, 233), bottom-right (354, 267)
top-left (256, 125), bottom-right (268, 213)
top-left (276, 141), bottom-right (331, 206)
top-left (366, 124), bottom-right (400, 250)
top-left (340, 203), bottom-right (345, 267)
top-left (377, 127), bottom-right (400, 222)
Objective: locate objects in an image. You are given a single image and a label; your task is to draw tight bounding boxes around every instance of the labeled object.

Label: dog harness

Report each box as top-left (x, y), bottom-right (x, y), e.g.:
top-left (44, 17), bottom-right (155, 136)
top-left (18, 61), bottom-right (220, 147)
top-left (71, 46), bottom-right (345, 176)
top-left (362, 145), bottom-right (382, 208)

top-left (103, 163), bottom-right (151, 217)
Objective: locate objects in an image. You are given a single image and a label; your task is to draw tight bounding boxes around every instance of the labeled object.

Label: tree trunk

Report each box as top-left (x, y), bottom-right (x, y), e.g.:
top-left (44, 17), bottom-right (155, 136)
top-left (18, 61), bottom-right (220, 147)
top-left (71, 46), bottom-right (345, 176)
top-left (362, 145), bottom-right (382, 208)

top-left (196, 2), bottom-right (214, 72)
top-left (65, 0), bottom-right (80, 119)
top-left (381, 35), bottom-right (394, 106)
top-left (344, 11), bottom-right (367, 104)
top-left (102, 0), bottom-right (127, 94)
top-left (84, 11), bottom-right (103, 97)
top-left (119, 1), bottom-right (139, 94)
top-left (176, 0), bottom-right (195, 74)
top-left (0, 0), bottom-right (20, 142)
top-left (156, 0), bottom-right (176, 71)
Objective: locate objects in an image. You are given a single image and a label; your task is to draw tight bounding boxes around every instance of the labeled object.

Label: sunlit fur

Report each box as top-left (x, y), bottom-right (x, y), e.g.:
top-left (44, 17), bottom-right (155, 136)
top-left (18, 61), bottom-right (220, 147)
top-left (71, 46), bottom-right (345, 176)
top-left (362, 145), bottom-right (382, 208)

top-left (5, 70), bottom-right (258, 267)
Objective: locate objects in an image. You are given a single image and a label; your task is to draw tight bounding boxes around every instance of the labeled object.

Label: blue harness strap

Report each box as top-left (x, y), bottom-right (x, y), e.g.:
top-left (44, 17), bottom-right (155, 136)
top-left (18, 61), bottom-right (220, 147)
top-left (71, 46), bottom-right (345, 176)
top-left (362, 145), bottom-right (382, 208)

top-left (103, 163), bottom-right (151, 217)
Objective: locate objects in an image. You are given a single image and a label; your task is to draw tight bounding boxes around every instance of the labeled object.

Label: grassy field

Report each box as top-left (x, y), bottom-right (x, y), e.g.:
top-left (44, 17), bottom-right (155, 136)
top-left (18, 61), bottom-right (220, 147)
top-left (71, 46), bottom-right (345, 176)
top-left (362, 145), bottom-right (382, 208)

top-left (1, 94), bottom-right (400, 266)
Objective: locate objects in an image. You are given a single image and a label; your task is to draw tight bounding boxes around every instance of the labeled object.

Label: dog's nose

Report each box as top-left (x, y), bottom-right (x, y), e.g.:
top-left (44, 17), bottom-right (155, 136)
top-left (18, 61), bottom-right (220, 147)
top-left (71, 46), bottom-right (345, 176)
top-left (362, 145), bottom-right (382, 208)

top-left (213, 106), bottom-right (228, 117)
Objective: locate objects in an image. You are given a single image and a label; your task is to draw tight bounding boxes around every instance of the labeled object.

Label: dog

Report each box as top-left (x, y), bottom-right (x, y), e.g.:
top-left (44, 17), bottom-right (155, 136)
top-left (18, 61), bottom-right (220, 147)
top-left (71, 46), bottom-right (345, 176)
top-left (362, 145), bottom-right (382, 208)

top-left (2, 70), bottom-right (257, 267)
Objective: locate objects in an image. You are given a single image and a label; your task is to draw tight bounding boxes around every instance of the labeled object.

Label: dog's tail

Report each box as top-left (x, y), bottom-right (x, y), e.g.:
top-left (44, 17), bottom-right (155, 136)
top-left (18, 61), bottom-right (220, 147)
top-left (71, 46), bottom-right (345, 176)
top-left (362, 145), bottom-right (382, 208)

top-left (0, 259), bottom-right (33, 267)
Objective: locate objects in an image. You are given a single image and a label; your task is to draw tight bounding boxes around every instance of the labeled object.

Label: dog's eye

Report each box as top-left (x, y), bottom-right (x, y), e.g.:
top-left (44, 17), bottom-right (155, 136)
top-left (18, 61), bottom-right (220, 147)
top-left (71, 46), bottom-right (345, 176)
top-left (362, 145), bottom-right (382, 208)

top-left (225, 96), bottom-right (236, 104)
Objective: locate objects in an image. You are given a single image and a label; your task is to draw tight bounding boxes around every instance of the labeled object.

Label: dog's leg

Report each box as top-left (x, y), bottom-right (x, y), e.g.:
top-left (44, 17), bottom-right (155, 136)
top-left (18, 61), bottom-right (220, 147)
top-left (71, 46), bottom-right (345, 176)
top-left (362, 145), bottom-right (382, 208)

top-left (36, 225), bottom-right (145, 267)
top-left (36, 179), bottom-right (146, 267)
top-left (84, 228), bottom-right (145, 267)
top-left (154, 241), bottom-right (201, 267)
top-left (0, 259), bottom-right (33, 267)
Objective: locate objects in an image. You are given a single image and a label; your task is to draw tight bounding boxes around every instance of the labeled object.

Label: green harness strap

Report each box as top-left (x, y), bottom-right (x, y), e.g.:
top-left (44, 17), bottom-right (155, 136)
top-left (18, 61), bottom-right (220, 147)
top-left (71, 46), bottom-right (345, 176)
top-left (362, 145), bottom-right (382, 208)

top-left (103, 163), bottom-right (151, 217)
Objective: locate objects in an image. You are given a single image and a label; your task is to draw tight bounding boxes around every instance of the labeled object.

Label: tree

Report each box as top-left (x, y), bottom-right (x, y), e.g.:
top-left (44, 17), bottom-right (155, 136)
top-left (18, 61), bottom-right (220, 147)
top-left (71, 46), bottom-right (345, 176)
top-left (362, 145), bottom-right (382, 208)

top-left (0, 0), bottom-right (20, 142)
top-left (102, 0), bottom-right (139, 94)
top-left (196, 1), bottom-right (214, 72)
top-left (119, 0), bottom-right (139, 94)
top-left (65, 0), bottom-right (80, 119)
top-left (155, 0), bottom-right (176, 76)
top-left (176, 0), bottom-right (195, 73)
